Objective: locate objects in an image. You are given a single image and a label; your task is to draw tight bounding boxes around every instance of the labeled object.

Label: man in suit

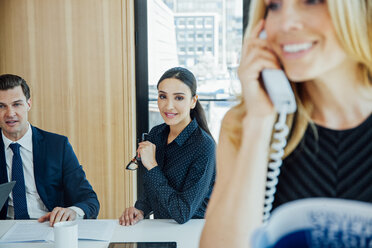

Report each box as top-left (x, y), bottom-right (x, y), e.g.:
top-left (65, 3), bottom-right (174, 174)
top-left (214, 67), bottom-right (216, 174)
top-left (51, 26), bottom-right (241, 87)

top-left (0, 74), bottom-right (99, 226)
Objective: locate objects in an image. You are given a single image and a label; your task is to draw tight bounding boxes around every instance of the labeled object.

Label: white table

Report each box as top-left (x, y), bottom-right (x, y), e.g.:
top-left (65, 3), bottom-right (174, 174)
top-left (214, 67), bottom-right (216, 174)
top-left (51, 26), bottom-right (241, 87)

top-left (0, 219), bottom-right (205, 248)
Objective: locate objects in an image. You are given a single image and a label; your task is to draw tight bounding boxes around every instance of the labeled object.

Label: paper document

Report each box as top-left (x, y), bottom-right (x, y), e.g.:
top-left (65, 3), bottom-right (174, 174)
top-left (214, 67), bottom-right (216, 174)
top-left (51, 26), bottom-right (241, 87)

top-left (0, 222), bottom-right (52, 242)
top-left (74, 220), bottom-right (116, 241)
top-left (0, 220), bottom-right (116, 243)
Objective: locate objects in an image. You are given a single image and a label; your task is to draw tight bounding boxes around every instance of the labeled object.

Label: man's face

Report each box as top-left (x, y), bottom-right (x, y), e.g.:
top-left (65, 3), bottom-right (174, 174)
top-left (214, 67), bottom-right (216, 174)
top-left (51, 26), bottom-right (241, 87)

top-left (0, 86), bottom-right (31, 141)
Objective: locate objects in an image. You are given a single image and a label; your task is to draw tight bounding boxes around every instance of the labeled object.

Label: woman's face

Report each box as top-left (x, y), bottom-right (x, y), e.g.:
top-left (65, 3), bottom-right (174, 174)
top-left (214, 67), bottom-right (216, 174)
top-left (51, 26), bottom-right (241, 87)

top-left (157, 78), bottom-right (197, 129)
top-left (265, 0), bottom-right (350, 82)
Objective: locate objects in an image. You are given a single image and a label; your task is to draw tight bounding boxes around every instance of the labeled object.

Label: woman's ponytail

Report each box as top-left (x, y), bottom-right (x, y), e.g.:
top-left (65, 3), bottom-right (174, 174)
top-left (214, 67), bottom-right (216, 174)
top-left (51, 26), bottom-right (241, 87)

top-left (191, 100), bottom-right (213, 140)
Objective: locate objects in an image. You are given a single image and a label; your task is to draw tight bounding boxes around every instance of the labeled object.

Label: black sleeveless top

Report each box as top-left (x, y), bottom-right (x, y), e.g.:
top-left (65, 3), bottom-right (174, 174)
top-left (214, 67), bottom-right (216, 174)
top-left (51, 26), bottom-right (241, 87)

top-left (272, 114), bottom-right (372, 210)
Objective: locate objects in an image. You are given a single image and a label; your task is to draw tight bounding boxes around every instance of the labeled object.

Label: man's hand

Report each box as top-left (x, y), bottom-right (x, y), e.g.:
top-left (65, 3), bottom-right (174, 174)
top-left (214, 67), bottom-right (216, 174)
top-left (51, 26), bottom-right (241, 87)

top-left (119, 207), bottom-right (144, 226)
top-left (38, 207), bottom-right (77, 226)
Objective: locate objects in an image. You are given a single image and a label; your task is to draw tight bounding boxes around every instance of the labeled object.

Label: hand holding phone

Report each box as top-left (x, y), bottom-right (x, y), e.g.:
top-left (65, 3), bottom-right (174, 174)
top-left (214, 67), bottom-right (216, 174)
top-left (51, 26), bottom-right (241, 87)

top-left (259, 30), bottom-right (296, 114)
top-left (261, 69), bottom-right (296, 114)
top-left (238, 20), bottom-right (283, 119)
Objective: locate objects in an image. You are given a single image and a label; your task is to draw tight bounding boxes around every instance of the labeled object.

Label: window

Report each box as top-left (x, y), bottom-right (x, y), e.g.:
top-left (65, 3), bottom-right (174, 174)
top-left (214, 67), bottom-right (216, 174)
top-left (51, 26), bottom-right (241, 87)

top-left (187, 19), bottom-right (195, 26)
top-left (178, 32), bottom-right (185, 40)
top-left (179, 46), bottom-right (186, 54)
top-left (205, 17), bottom-right (213, 27)
top-left (187, 33), bottom-right (194, 41)
top-left (178, 18), bottom-right (186, 27)
top-left (196, 32), bottom-right (204, 40)
top-left (196, 18), bottom-right (203, 27)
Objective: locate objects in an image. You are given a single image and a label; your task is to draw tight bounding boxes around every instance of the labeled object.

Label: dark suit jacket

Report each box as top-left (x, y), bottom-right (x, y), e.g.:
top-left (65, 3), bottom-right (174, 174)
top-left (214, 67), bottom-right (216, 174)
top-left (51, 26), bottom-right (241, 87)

top-left (0, 126), bottom-right (99, 219)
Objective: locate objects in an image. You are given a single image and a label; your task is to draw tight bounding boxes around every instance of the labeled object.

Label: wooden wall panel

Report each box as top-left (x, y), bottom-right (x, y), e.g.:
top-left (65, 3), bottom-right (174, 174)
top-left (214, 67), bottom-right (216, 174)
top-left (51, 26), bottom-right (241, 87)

top-left (0, 0), bottom-right (136, 219)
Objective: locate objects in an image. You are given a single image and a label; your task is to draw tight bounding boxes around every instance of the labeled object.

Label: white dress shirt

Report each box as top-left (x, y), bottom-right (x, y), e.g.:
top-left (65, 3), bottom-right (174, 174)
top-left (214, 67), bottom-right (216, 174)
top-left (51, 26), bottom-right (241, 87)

top-left (3, 123), bottom-right (84, 219)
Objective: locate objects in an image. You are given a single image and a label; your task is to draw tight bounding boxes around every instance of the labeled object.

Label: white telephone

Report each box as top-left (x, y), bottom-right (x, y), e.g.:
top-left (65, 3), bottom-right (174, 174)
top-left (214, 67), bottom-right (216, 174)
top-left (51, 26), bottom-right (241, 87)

top-left (259, 30), bottom-right (297, 224)
top-left (261, 69), bottom-right (297, 114)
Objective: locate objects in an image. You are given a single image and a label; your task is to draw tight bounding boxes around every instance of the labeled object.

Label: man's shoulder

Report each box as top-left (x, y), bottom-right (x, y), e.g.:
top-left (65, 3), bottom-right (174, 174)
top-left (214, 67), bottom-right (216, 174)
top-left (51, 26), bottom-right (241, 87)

top-left (31, 126), bottom-right (68, 142)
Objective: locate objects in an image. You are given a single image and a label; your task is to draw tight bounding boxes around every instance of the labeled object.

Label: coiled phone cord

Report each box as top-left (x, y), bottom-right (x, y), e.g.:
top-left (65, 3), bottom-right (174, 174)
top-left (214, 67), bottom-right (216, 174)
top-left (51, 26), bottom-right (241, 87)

top-left (263, 107), bottom-right (290, 224)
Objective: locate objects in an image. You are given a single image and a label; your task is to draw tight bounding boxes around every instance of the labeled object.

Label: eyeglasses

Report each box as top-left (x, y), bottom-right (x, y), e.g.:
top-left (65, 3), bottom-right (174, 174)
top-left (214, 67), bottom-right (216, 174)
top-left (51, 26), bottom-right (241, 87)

top-left (125, 156), bottom-right (139, 170)
top-left (125, 133), bottom-right (148, 171)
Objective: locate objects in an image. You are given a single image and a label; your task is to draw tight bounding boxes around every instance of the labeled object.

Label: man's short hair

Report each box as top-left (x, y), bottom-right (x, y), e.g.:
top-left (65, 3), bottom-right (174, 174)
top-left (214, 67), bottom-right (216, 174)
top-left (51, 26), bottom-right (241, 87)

top-left (0, 74), bottom-right (31, 100)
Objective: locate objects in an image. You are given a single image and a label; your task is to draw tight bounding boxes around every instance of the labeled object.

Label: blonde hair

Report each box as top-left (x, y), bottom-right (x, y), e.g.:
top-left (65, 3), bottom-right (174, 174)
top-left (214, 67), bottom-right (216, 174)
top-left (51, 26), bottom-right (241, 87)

top-left (227, 0), bottom-right (372, 156)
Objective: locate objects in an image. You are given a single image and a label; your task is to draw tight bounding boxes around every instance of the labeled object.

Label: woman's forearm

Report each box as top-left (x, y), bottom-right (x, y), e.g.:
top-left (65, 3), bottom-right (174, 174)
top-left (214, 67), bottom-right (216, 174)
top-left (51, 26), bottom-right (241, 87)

top-left (200, 115), bottom-right (275, 248)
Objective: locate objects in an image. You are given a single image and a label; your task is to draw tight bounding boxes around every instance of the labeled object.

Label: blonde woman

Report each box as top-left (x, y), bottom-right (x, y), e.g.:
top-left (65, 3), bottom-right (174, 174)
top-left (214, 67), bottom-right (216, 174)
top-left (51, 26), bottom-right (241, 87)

top-left (200, 0), bottom-right (372, 247)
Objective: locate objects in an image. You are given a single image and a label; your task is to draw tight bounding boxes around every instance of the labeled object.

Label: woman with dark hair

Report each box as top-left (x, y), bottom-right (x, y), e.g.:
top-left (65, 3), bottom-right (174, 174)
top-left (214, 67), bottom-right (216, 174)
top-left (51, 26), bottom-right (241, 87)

top-left (119, 67), bottom-right (216, 225)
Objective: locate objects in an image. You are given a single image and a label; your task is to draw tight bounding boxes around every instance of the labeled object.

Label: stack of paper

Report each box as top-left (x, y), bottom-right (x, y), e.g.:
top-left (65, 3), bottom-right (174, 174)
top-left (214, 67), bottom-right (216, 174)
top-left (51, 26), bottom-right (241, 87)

top-left (0, 220), bottom-right (116, 243)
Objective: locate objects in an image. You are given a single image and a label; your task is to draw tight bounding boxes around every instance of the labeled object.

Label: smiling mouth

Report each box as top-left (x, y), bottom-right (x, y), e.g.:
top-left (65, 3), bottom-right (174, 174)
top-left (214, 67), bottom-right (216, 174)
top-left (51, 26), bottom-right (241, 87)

top-left (165, 113), bottom-right (177, 118)
top-left (282, 42), bottom-right (315, 53)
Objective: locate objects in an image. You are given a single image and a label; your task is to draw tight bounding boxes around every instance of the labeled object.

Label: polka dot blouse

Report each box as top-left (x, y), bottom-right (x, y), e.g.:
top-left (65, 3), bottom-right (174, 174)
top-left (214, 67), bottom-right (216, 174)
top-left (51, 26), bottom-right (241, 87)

top-left (135, 118), bottom-right (216, 224)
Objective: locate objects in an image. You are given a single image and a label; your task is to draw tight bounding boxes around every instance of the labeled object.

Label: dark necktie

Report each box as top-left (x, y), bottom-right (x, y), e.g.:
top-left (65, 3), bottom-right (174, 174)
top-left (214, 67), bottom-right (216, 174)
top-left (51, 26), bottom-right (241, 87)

top-left (9, 143), bottom-right (30, 219)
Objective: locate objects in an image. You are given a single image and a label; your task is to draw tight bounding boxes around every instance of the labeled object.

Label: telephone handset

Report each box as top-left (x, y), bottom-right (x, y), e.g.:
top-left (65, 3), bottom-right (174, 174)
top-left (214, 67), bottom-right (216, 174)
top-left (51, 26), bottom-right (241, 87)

top-left (261, 69), bottom-right (297, 114)
top-left (259, 30), bottom-right (297, 115)
top-left (259, 30), bottom-right (297, 224)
